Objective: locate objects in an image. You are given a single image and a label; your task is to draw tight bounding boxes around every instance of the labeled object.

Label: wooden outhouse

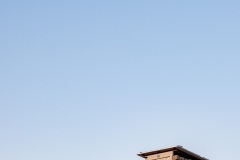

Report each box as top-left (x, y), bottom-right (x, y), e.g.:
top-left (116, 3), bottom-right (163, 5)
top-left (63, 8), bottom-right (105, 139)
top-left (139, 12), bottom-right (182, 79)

top-left (138, 146), bottom-right (208, 160)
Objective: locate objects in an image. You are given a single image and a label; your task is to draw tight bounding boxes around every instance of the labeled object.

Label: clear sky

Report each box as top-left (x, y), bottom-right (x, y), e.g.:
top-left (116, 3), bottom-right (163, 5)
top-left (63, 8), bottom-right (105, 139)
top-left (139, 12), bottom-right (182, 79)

top-left (0, 1), bottom-right (240, 160)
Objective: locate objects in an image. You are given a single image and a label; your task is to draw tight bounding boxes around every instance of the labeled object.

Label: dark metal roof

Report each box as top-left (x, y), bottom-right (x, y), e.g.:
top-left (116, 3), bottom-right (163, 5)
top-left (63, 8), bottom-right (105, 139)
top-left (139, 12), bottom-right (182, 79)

top-left (137, 146), bottom-right (208, 160)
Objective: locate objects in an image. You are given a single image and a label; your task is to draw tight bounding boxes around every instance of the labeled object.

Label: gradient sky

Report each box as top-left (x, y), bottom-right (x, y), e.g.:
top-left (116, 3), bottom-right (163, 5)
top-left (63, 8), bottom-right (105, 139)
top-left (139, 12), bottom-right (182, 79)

top-left (1, 1), bottom-right (240, 160)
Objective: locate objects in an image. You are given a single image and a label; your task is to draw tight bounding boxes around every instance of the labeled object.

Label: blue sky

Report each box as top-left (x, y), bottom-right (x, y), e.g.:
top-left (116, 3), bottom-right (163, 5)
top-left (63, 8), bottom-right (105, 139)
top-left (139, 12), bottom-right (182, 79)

top-left (0, 1), bottom-right (240, 160)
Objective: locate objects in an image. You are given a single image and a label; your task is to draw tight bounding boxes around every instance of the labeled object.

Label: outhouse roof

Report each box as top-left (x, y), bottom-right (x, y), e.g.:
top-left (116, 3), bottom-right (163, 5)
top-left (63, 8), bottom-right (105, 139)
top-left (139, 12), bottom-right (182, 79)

top-left (137, 146), bottom-right (208, 160)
